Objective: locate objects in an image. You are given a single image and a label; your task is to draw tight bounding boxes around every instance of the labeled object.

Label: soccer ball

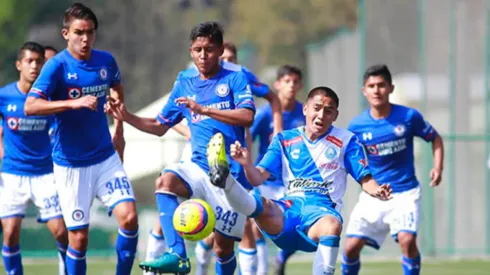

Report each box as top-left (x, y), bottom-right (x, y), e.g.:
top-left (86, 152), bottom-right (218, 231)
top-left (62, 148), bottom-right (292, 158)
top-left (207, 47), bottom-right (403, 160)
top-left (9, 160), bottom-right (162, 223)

top-left (173, 199), bottom-right (215, 241)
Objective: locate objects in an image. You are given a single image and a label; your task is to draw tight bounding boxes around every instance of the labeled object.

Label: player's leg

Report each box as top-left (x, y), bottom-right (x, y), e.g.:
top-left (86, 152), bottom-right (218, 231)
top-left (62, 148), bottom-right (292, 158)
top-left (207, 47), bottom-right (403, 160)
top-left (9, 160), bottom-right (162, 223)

top-left (144, 220), bottom-right (166, 275)
top-left (194, 232), bottom-right (214, 275)
top-left (252, 225), bottom-right (270, 275)
top-left (213, 232), bottom-right (239, 275)
top-left (307, 213), bottom-right (343, 275)
top-left (0, 173), bottom-right (30, 274)
top-left (31, 173), bottom-right (68, 275)
top-left (389, 187), bottom-right (421, 275)
top-left (238, 219), bottom-right (258, 275)
top-left (341, 237), bottom-right (365, 275)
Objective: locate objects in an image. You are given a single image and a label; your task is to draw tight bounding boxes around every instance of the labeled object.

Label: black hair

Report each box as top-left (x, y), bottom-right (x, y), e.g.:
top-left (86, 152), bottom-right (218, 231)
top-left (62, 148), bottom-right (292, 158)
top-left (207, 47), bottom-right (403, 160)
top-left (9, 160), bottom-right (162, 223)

top-left (17, 42), bottom-right (45, 61)
top-left (190, 21), bottom-right (224, 46)
top-left (63, 3), bottom-right (98, 30)
top-left (276, 65), bottom-right (303, 80)
top-left (223, 41), bottom-right (237, 55)
top-left (363, 64), bottom-right (392, 85)
top-left (44, 45), bottom-right (58, 54)
top-left (307, 86), bottom-right (339, 107)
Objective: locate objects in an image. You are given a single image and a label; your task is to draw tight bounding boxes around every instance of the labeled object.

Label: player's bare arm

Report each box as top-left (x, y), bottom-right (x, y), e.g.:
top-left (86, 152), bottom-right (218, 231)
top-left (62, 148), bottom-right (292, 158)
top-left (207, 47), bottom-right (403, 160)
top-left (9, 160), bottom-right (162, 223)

top-left (105, 97), bottom-right (169, 137)
top-left (430, 134), bottom-right (444, 187)
top-left (172, 122), bottom-right (191, 140)
top-left (175, 97), bottom-right (254, 127)
top-left (360, 175), bottom-right (392, 200)
top-left (109, 84), bottom-right (126, 161)
top-left (230, 141), bottom-right (269, 186)
top-left (25, 95), bottom-right (97, 116)
top-left (264, 91), bottom-right (283, 135)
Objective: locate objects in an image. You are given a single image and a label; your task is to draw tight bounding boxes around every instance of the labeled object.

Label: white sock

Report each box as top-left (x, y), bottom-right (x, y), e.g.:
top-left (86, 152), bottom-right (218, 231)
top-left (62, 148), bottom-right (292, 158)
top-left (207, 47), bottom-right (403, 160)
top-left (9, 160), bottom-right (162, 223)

top-left (58, 251), bottom-right (66, 275)
top-left (313, 236), bottom-right (340, 275)
top-left (256, 239), bottom-right (269, 275)
top-left (224, 175), bottom-right (262, 217)
top-left (145, 230), bottom-right (167, 261)
top-left (195, 240), bottom-right (213, 275)
top-left (238, 247), bottom-right (258, 275)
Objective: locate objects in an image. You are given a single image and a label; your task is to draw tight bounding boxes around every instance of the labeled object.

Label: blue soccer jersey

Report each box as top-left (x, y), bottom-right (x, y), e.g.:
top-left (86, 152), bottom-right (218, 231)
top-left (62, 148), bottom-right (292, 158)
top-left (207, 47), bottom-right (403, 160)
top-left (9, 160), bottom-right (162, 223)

top-left (28, 49), bottom-right (121, 167)
top-left (258, 126), bottom-right (371, 210)
top-left (182, 61), bottom-right (270, 97)
top-left (158, 67), bottom-right (255, 189)
top-left (250, 101), bottom-right (305, 186)
top-left (0, 82), bottom-right (53, 175)
top-left (348, 104), bottom-right (438, 193)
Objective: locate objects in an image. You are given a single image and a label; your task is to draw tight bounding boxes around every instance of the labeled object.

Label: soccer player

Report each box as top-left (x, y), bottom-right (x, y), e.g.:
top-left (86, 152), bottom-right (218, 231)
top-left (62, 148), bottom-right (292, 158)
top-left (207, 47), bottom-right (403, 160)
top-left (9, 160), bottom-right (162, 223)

top-left (44, 46), bottom-right (58, 61)
top-left (248, 65), bottom-right (305, 275)
top-left (206, 86), bottom-right (392, 275)
top-left (143, 41), bottom-right (282, 275)
top-left (105, 21), bottom-right (256, 275)
top-left (0, 42), bottom-right (68, 275)
top-left (24, 3), bottom-right (139, 275)
top-left (341, 64), bottom-right (444, 275)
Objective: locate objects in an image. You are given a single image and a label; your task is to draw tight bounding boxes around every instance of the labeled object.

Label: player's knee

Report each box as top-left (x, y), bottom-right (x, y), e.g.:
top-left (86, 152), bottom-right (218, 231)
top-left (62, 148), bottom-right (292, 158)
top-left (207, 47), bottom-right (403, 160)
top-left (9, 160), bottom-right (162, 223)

top-left (213, 235), bottom-right (235, 258)
top-left (154, 175), bottom-right (167, 190)
top-left (154, 173), bottom-right (177, 193)
top-left (2, 223), bottom-right (21, 246)
top-left (69, 230), bottom-right (89, 250)
top-left (213, 244), bottom-right (234, 259)
top-left (308, 216), bottom-right (342, 243)
top-left (344, 237), bottom-right (365, 259)
top-left (398, 232), bottom-right (417, 253)
top-left (119, 210), bottom-right (138, 230)
top-left (52, 225), bottom-right (68, 244)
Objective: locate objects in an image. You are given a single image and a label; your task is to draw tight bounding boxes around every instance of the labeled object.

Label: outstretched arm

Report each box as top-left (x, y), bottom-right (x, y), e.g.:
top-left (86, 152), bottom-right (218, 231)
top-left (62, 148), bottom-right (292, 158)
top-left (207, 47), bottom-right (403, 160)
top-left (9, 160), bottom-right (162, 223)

top-left (263, 91), bottom-right (283, 135)
top-left (429, 134), bottom-right (444, 186)
top-left (360, 175), bottom-right (392, 200)
top-left (230, 141), bottom-right (270, 186)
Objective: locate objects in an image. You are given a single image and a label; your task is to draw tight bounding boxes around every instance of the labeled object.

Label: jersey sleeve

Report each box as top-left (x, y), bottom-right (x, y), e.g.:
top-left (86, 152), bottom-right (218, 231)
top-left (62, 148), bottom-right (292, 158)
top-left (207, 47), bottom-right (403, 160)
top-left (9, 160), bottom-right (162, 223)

top-left (257, 134), bottom-right (283, 178)
top-left (109, 54), bottom-right (121, 86)
top-left (156, 82), bottom-right (184, 127)
top-left (344, 135), bottom-right (371, 183)
top-left (241, 67), bottom-right (269, 97)
top-left (250, 107), bottom-right (270, 142)
top-left (231, 72), bottom-right (256, 112)
top-left (28, 59), bottom-right (61, 99)
top-left (410, 109), bottom-right (438, 142)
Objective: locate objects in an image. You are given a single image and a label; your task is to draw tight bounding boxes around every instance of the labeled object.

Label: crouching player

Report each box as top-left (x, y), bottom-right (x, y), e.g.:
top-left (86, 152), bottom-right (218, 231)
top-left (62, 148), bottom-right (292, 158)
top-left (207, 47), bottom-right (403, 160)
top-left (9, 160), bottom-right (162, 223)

top-left (206, 86), bottom-right (392, 274)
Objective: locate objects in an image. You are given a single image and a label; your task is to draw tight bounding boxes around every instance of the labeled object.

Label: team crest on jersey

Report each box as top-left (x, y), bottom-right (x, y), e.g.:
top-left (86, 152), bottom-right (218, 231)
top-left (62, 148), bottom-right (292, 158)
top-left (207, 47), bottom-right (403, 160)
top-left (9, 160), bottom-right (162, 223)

top-left (7, 117), bottom-right (18, 130)
top-left (72, 209), bottom-right (84, 222)
top-left (68, 88), bottom-right (82, 99)
top-left (325, 146), bottom-right (338, 160)
top-left (99, 67), bottom-right (108, 80)
top-left (394, 124), bottom-right (406, 137)
top-left (216, 84), bottom-right (230, 97)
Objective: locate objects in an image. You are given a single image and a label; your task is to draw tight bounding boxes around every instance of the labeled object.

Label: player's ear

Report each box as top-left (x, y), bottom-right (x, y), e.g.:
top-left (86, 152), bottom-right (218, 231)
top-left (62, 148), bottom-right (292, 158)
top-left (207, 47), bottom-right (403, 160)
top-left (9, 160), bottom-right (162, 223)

top-left (273, 80), bottom-right (281, 91)
top-left (218, 45), bottom-right (224, 56)
top-left (15, 60), bottom-right (21, 72)
top-left (302, 103), bottom-right (308, 116)
top-left (61, 28), bottom-right (69, 40)
top-left (390, 84), bottom-right (395, 94)
top-left (361, 85), bottom-right (367, 97)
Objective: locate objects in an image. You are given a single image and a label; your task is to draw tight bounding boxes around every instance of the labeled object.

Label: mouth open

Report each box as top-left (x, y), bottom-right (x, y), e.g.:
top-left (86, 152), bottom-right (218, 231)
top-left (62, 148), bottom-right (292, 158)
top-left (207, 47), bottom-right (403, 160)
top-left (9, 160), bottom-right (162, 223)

top-left (314, 121), bottom-right (323, 127)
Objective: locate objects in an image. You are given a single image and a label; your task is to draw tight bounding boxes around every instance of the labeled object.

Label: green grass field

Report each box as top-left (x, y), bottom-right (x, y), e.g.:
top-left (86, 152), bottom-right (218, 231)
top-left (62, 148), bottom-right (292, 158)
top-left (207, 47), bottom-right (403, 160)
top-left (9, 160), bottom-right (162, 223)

top-left (11, 258), bottom-right (490, 274)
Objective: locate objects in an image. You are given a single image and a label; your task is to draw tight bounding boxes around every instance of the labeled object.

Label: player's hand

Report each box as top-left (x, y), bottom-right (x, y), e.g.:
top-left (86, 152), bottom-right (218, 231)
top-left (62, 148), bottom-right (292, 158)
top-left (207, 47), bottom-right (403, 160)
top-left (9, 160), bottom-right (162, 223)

top-left (429, 168), bottom-right (442, 187)
top-left (230, 141), bottom-right (251, 166)
top-left (374, 183), bottom-right (392, 201)
top-left (175, 97), bottom-right (205, 115)
top-left (104, 96), bottom-right (128, 121)
top-left (112, 129), bottom-right (125, 163)
top-left (71, 95), bottom-right (98, 111)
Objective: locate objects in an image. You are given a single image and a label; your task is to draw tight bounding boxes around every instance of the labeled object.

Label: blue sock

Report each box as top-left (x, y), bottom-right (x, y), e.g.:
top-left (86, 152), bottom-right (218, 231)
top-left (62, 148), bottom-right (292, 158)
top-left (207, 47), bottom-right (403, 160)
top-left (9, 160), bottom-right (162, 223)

top-left (341, 253), bottom-right (360, 275)
top-left (402, 255), bottom-right (421, 275)
top-left (2, 244), bottom-right (23, 275)
top-left (116, 227), bottom-right (139, 275)
top-left (277, 249), bottom-right (295, 264)
top-left (156, 193), bottom-right (187, 258)
top-left (56, 242), bottom-right (68, 275)
top-left (66, 246), bottom-right (86, 275)
top-left (216, 253), bottom-right (237, 275)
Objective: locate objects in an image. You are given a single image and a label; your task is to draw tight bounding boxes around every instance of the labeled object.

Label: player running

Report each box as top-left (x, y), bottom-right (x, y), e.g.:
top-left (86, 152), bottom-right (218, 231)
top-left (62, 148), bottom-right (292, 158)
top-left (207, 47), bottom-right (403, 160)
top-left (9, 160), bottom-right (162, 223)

top-left (0, 41), bottom-right (68, 275)
top-left (341, 64), bottom-right (444, 275)
top-left (25, 3), bottom-right (139, 275)
top-left (247, 65), bottom-right (305, 275)
top-left (105, 21), bottom-right (256, 275)
top-left (206, 86), bottom-right (392, 275)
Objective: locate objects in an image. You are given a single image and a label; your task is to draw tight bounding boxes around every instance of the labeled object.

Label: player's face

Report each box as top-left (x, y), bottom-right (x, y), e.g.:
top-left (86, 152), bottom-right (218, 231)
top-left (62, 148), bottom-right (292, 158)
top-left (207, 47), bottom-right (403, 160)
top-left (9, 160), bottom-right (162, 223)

top-left (362, 75), bottom-right (394, 108)
top-left (275, 73), bottom-right (303, 100)
top-left (16, 50), bottom-right (44, 84)
top-left (45, 49), bottom-right (57, 61)
top-left (62, 19), bottom-right (96, 59)
top-left (221, 48), bottom-right (237, 64)
top-left (190, 37), bottom-right (224, 75)
top-left (303, 94), bottom-right (338, 138)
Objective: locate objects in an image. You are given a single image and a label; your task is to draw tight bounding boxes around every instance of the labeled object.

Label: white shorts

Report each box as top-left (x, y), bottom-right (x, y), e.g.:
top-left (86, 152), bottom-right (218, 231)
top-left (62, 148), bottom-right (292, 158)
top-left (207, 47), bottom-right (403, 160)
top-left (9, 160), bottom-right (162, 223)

top-left (54, 153), bottom-right (135, 230)
top-left (255, 184), bottom-right (286, 201)
top-left (0, 172), bottom-right (63, 222)
top-left (345, 186), bottom-right (421, 249)
top-left (162, 161), bottom-right (246, 241)
top-left (180, 142), bottom-right (192, 162)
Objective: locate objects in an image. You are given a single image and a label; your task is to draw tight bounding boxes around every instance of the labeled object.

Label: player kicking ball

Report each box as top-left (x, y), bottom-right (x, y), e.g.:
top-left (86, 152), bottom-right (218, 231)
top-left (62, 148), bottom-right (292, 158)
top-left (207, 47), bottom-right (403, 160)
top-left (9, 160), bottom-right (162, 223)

top-left (341, 64), bottom-right (444, 275)
top-left (207, 86), bottom-right (392, 274)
